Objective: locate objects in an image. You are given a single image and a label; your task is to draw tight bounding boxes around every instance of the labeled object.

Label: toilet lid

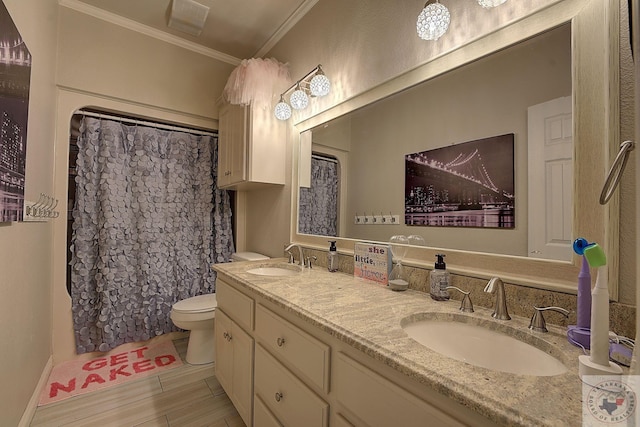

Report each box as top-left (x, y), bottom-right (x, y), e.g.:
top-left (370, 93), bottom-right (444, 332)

top-left (172, 294), bottom-right (217, 313)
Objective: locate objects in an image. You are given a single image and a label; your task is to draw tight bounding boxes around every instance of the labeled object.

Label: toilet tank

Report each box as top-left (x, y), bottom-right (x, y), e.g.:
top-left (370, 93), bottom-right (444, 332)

top-left (232, 252), bottom-right (270, 262)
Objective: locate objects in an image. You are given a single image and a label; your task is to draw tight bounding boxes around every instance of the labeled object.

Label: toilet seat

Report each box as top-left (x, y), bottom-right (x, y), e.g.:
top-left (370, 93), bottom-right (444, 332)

top-left (172, 294), bottom-right (217, 314)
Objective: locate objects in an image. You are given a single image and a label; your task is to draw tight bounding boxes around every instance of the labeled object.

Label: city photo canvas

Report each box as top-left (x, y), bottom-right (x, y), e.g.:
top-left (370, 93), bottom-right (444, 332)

top-left (0, 0), bottom-right (31, 222)
top-left (404, 133), bottom-right (515, 229)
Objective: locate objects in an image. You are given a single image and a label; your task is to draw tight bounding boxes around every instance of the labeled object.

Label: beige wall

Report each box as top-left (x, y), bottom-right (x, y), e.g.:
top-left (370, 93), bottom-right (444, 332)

top-left (0, 1), bottom-right (58, 425)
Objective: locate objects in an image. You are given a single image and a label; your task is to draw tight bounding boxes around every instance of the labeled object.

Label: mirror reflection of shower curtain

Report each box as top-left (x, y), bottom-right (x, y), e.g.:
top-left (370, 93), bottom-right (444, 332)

top-left (70, 117), bottom-right (233, 354)
top-left (299, 155), bottom-right (338, 236)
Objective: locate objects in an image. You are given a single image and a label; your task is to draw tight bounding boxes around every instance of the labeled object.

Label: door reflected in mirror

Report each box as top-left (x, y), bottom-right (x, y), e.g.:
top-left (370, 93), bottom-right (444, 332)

top-left (299, 23), bottom-right (572, 261)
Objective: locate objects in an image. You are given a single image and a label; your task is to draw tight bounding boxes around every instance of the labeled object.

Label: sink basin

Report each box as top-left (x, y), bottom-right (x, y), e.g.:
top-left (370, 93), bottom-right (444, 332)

top-left (246, 266), bottom-right (301, 276)
top-left (402, 317), bottom-right (567, 376)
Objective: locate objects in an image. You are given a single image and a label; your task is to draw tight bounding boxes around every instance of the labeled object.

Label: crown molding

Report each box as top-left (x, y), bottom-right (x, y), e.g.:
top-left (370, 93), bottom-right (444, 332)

top-left (255, 0), bottom-right (319, 58)
top-left (59, 0), bottom-right (241, 66)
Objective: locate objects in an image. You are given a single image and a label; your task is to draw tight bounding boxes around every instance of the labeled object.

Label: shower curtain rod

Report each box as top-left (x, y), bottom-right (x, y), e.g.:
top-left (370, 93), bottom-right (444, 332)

top-left (76, 109), bottom-right (216, 137)
top-left (312, 153), bottom-right (339, 163)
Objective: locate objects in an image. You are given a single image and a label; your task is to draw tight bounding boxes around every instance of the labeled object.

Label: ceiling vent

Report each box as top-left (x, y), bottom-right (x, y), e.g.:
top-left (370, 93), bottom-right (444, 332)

top-left (167, 0), bottom-right (210, 36)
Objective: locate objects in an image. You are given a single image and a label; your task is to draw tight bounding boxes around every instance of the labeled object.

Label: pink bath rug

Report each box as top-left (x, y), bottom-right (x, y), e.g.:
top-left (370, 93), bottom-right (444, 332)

top-left (38, 340), bottom-right (182, 406)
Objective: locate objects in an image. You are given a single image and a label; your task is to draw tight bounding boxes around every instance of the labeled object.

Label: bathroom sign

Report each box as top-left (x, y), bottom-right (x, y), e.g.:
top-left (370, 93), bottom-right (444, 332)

top-left (354, 242), bottom-right (392, 285)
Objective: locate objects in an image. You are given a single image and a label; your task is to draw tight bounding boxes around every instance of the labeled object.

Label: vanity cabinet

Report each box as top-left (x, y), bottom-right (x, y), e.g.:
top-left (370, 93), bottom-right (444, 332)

top-left (255, 344), bottom-right (329, 427)
top-left (215, 276), bottom-right (491, 427)
top-left (255, 304), bottom-right (330, 392)
top-left (215, 281), bottom-right (255, 426)
top-left (254, 304), bottom-right (330, 427)
top-left (332, 352), bottom-right (465, 427)
top-left (217, 101), bottom-right (286, 190)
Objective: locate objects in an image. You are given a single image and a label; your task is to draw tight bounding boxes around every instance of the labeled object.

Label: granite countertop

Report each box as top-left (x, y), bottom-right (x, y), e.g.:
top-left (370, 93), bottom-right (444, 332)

top-left (213, 259), bottom-right (585, 426)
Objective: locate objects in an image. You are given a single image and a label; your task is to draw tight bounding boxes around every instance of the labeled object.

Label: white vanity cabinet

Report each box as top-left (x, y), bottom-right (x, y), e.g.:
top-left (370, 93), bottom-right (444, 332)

top-left (254, 304), bottom-right (330, 427)
top-left (215, 280), bottom-right (255, 426)
top-left (215, 276), bottom-right (492, 427)
top-left (332, 352), bottom-right (466, 427)
top-left (216, 101), bottom-right (286, 190)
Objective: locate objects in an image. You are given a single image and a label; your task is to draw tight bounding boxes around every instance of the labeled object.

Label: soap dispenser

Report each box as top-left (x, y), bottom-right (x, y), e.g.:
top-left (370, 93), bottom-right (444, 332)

top-left (429, 254), bottom-right (450, 301)
top-left (328, 240), bottom-right (338, 272)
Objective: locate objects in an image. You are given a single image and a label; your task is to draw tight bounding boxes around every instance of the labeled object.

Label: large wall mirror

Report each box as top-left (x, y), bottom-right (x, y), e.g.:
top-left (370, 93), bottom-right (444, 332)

top-left (291, 0), bottom-right (620, 297)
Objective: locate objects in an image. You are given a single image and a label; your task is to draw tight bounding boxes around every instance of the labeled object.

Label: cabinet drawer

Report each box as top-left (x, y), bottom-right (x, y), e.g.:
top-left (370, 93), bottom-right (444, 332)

top-left (255, 304), bottom-right (330, 392)
top-left (254, 395), bottom-right (282, 427)
top-left (333, 352), bottom-right (465, 427)
top-left (217, 279), bottom-right (254, 332)
top-left (255, 344), bottom-right (329, 427)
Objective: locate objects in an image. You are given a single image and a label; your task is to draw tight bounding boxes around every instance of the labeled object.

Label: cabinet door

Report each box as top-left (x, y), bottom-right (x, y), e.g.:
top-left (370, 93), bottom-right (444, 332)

top-left (214, 309), bottom-right (233, 394)
top-left (232, 322), bottom-right (254, 426)
top-left (217, 103), bottom-right (247, 187)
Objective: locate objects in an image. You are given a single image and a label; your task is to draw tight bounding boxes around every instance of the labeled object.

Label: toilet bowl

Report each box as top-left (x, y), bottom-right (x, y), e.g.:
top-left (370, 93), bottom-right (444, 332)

top-left (170, 294), bottom-right (217, 365)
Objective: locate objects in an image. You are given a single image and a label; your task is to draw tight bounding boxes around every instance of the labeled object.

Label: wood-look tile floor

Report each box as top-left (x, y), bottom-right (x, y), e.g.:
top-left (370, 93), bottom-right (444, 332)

top-left (30, 337), bottom-right (246, 427)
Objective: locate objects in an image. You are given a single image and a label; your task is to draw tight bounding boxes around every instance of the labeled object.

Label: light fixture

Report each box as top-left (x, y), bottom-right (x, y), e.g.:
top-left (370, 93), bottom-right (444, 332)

top-left (274, 96), bottom-right (292, 121)
top-left (309, 65), bottom-right (331, 97)
top-left (416, 0), bottom-right (450, 41)
top-left (273, 64), bottom-right (330, 121)
top-left (290, 83), bottom-right (309, 110)
top-left (477, 0), bottom-right (507, 8)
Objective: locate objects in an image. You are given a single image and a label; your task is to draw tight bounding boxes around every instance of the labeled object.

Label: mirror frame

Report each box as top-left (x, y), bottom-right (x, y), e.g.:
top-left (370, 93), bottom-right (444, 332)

top-left (290, 0), bottom-right (620, 298)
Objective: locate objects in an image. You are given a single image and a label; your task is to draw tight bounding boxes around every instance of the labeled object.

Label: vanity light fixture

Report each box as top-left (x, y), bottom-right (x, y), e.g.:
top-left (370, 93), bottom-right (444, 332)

top-left (274, 64), bottom-right (330, 121)
top-left (416, 0), bottom-right (450, 41)
top-left (477, 0), bottom-right (507, 8)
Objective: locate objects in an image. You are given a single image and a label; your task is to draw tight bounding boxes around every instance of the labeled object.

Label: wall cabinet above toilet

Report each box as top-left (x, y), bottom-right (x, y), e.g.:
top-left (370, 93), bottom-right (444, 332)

top-left (217, 101), bottom-right (286, 191)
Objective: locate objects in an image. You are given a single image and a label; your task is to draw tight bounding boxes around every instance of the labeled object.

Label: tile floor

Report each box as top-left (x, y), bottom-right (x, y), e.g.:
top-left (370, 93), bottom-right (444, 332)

top-left (29, 337), bottom-right (245, 427)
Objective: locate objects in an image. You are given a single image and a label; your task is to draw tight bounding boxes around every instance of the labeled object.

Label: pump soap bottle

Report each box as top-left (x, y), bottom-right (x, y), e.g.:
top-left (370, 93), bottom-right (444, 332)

top-left (429, 254), bottom-right (450, 301)
top-left (328, 241), bottom-right (338, 272)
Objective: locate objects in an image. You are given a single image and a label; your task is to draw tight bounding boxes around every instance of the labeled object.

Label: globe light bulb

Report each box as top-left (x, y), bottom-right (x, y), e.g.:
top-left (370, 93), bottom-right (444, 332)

top-left (477, 0), bottom-right (507, 8)
top-left (416, 1), bottom-right (450, 41)
top-left (290, 85), bottom-right (309, 110)
top-left (310, 73), bottom-right (330, 97)
top-left (274, 98), bottom-right (292, 120)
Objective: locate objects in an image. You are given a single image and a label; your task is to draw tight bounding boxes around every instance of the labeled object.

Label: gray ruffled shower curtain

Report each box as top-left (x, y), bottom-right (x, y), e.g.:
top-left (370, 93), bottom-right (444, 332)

top-left (70, 117), bottom-right (233, 353)
top-left (298, 156), bottom-right (338, 236)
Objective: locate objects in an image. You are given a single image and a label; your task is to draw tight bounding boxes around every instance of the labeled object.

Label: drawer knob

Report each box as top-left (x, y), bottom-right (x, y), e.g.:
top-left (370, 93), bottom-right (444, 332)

top-left (275, 392), bottom-right (283, 402)
top-left (277, 337), bottom-right (286, 347)
top-left (223, 331), bottom-right (232, 341)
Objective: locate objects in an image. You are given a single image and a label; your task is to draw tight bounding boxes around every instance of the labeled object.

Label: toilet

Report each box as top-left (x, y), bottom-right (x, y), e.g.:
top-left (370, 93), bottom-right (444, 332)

top-left (170, 294), bottom-right (217, 365)
top-left (170, 251), bottom-right (269, 365)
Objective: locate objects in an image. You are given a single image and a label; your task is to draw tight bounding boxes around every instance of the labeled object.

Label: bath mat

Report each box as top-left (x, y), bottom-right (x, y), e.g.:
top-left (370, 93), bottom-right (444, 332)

top-left (38, 340), bottom-right (183, 406)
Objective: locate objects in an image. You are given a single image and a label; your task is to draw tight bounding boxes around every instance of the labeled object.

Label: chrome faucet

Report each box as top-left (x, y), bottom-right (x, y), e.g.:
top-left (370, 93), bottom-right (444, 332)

top-left (284, 243), bottom-right (304, 267)
top-left (529, 306), bottom-right (569, 333)
top-left (445, 286), bottom-right (474, 313)
top-left (484, 277), bottom-right (511, 320)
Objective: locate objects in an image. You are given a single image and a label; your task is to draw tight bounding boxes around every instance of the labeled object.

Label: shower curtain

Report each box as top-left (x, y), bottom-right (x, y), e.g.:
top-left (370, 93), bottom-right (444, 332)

top-left (298, 156), bottom-right (338, 236)
top-left (70, 116), bottom-right (233, 353)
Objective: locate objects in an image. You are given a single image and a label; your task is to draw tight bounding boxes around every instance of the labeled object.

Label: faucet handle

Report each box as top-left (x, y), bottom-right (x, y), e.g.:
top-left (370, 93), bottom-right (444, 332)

top-left (529, 306), bottom-right (569, 333)
top-left (445, 286), bottom-right (474, 313)
top-left (305, 255), bottom-right (317, 269)
top-left (285, 250), bottom-right (295, 264)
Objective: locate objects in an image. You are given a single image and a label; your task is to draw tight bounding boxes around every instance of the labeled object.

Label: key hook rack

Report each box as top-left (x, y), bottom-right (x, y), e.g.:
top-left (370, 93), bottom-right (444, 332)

top-left (24, 193), bottom-right (60, 221)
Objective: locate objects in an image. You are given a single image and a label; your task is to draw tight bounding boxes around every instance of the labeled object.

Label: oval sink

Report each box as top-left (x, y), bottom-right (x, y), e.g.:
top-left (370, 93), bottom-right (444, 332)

top-left (402, 318), bottom-right (567, 376)
top-left (246, 266), bottom-right (301, 276)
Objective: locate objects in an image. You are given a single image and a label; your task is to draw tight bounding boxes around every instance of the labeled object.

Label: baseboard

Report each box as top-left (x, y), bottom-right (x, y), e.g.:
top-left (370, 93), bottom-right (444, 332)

top-left (18, 355), bottom-right (53, 427)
